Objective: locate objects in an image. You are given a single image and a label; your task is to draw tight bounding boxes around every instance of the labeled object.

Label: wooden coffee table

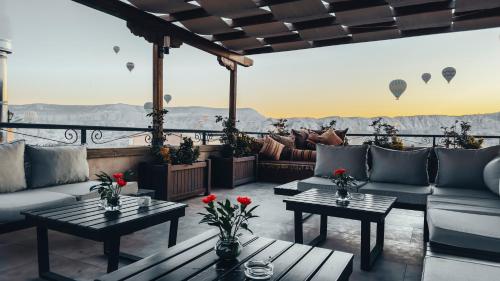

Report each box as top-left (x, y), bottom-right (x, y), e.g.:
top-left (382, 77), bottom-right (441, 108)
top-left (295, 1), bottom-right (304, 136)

top-left (283, 188), bottom-right (396, 271)
top-left (22, 196), bottom-right (186, 281)
top-left (96, 230), bottom-right (354, 281)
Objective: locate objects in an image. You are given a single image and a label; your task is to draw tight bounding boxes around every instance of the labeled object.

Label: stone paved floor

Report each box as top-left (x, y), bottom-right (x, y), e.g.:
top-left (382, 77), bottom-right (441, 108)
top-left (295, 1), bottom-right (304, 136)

top-left (0, 182), bottom-right (424, 281)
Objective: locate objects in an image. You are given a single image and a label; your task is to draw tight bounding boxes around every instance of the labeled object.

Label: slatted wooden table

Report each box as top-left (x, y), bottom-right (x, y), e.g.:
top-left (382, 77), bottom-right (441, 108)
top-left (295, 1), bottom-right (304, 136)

top-left (96, 230), bottom-right (353, 281)
top-left (284, 188), bottom-right (396, 271)
top-left (22, 196), bottom-right (186, 281)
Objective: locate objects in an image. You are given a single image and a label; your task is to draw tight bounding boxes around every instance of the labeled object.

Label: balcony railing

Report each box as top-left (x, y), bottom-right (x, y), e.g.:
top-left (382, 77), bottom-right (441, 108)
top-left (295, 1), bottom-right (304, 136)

top-left (0, 122), bottom-right (498, 148)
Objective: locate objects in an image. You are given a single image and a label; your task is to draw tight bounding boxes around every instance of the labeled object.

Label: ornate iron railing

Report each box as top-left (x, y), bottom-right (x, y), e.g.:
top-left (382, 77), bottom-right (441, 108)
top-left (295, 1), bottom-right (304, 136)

top-left (0, 122), bottom-right (498, 147)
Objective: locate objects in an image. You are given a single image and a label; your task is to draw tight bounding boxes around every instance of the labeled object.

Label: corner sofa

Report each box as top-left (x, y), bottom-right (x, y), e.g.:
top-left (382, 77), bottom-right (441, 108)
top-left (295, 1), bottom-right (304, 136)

top-left (0, 141), bottom-right (138, 234)
top-left (295, 143), bottom-right (500, 281)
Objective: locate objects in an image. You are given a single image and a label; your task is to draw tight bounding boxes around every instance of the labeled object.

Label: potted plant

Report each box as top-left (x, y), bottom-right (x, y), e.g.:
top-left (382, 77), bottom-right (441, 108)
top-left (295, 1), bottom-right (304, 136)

top-left (441, 120), bottom-right (483, 149)
top-left (90, 172), bottom-right (130, 211)
top-left (331, 168), bottom-right (357, 205)
top-left (198, 194), bottom-right (258, 260)
top-left (364, 118), bottom-right (404, 150)
top-left (138, 136), bottom-right (211, 201)
top-left (211, 115), bottom-right (258, 188)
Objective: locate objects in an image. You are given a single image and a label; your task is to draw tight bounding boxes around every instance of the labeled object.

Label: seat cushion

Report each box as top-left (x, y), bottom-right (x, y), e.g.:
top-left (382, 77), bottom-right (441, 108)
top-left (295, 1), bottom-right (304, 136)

top-left (428, 195), bottom-right (500, 210)
top-left (359, 182), bottom-right (432, 205)
top-left (427, 206), bottom-right (500, 254)
top-left (0, 189), bottom-right (76, 223)
top-left (432, 186), bottom-right (497, 199)
top-left (314, 144), bottom-right (368, 180)
top-left (0, 141), bottom-right (27, 193)
top-left (369, 146), bottom-right (430, 186)
top-left (435, 145), bottom-right (500, 190)
top-left (297, 176), bottom-right (367, 192)
top-left (422, 255), bottom-right (500, 281)
top-left (27, 145), bottom-right (90, 188)
top-left (39, 181), bottom-right (139, 201)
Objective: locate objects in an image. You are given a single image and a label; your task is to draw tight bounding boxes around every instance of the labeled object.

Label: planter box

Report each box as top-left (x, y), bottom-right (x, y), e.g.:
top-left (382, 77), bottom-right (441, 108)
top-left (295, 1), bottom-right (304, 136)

top-left (138, 160), bottom-right (211, 201)
top-left (211, 155), bottom-right (258, 188)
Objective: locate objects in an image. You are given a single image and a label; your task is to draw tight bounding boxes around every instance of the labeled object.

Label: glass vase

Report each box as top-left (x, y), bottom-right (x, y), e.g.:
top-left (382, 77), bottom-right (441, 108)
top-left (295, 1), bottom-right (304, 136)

top-left (215, 238), bottom-right (241, 261)
top-left (335, 188), bottom-right (351, 205)
top-left (103, 196), bottom-right (121, 212)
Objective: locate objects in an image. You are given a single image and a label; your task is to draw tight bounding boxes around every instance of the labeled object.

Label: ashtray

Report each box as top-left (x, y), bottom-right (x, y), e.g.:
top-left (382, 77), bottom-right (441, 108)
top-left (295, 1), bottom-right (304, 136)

top-left (244, 259), bottom-right (274, 280)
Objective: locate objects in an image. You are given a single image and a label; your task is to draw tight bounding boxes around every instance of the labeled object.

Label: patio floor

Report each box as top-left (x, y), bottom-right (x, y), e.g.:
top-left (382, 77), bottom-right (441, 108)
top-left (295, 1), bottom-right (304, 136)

top-left (0, 182), bottom-right (423, 281)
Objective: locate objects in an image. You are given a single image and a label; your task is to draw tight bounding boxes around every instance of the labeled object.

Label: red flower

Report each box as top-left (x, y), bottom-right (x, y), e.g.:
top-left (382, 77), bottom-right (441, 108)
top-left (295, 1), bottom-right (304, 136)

top-left (116, 178), bottom-right (127, 187)
top-left (237, 196), bottom-right (252, 206)
top-left (334, 168), bottom-right (347, 176)
top-left (202, 194), bottom-right (217, 204)
top-left (113, 173), bottom-right (124, 180)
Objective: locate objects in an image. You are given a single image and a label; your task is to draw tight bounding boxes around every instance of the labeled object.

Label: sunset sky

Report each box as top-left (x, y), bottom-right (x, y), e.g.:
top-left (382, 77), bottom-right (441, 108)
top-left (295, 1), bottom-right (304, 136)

top-left (2, 0), bottom-right (500, 118)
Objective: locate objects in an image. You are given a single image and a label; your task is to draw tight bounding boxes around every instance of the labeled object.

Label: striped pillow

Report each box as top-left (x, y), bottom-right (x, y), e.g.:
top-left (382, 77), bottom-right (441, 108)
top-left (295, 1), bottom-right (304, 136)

top-left (259, 136), bottom-right (285, 160)
top-left (291, 148), bottom-right (317, 162)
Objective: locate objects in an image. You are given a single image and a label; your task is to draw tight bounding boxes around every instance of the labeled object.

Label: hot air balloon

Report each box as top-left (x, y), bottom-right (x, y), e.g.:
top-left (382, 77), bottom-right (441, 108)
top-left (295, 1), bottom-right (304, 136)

top-left (113, 46), bottom-right (120, 54)
top-left (143, 102), bottom-right (153, 113)
top-left (389, 79), bottom-right (407, 100)
top-left (421, 73), bottom-right (431, 84)
top-left (442, 67), bottom-right (456, 83)
top-left (164, 94), bottom-right (172, 104)
top-left (126, 62), bottom-right (135, 72)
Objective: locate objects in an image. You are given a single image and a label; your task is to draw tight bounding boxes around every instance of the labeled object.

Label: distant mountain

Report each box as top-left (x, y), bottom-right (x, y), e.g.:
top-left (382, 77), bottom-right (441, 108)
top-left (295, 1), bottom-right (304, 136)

top-left (9, 103), bottom-right (500, 136)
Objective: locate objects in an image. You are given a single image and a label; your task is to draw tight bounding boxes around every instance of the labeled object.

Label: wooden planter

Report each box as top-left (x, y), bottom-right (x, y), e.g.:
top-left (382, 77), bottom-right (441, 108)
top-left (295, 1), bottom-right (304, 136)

top-left (211, 155), bottom-right (258, 188)
top-left (138, 160), bottom-right (211, 201)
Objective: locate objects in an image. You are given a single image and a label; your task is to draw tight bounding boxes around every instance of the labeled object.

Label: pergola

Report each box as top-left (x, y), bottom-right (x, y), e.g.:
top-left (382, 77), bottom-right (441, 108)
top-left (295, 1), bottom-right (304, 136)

top-left (72, 0), bottom-right (500, 145)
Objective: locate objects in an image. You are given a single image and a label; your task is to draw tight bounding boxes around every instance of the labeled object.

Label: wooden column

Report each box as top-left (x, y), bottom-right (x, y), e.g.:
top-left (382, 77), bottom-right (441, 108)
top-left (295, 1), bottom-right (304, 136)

top-left (218, 57), bottom-right (237, 123)
top-left (152, 42), bottom-right (164, 147)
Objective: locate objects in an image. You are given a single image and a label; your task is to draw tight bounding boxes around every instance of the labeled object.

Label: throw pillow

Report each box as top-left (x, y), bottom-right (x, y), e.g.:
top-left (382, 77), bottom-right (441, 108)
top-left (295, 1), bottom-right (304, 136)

top-left (435, 145), bottom-right (500, 189)
top-left (335, 128), bottom-right (349, 142)
top-left (291, 149), bottom-right (317, 162)
top-left (314, 144), bottom-right (369, 180)
top-left (259, 136), bottom-right (285, 161)
top-left (27, 145), bottom-right (90, 188)
top-left (291, 129), bottom-right (309, 149)
top-left (0, 141), bottom-right (27, 193)
top-left (484, 157), bottom-right (500, 195)
top-left (318, 129), bottom-right (343, 146)
top-left (370, 146), bottom-right (430, 186)
top-left (270, 134), bottom-right (295, 148)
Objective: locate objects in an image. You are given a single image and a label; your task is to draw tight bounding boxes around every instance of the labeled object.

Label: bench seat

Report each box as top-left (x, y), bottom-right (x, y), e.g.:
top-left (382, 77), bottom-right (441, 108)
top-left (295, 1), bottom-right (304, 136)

top-left (359, 182), bottom-right (432, 206)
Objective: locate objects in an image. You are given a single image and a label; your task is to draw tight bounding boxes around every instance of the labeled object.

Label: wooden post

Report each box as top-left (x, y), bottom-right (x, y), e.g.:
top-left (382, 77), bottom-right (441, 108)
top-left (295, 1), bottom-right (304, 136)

top-left (229, 64), bottom-right (237, 123)
top-left (152, 41), bottom-right (164, 147)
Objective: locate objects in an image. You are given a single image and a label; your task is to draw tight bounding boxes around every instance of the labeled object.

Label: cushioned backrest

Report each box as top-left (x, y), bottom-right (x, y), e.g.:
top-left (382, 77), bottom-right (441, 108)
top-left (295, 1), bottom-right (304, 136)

top-left (0, 141), bottom-right (27, 193)
top-left (370, 146), bottom-right (430, 186)
top-left (315, 144), bottom-right (368, 180)
top-left (27, 145), bottom-right (89, 188)
top-left (435, 145), bottom-right (500, 189)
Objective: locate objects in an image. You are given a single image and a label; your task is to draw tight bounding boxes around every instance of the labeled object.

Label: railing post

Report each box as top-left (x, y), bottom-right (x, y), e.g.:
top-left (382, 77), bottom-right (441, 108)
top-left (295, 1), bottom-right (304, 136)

top-left (81, 129), bottom-right (87, 145)
top-left (202, 132), bottom-right (207, 145)
top-left (432, 136), bottom-right (436, 147)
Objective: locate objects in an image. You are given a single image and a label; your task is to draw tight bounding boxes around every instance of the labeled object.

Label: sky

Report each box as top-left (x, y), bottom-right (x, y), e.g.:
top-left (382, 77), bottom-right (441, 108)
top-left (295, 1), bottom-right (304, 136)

top-left (1, 0), bottom-right (500, 118)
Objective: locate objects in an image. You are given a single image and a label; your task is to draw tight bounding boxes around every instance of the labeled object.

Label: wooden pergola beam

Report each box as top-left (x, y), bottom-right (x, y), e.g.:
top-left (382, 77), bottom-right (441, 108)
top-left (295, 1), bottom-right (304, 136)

top-left (71, 0), bottom-right (253, 67)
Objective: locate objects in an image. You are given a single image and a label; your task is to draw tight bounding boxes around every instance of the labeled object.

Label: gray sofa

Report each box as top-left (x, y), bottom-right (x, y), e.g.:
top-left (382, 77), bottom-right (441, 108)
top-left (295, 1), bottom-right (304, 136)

top-left (296, 144), bottom-right (500, 281)
top-left (0, 141), bottom-right (138, 233)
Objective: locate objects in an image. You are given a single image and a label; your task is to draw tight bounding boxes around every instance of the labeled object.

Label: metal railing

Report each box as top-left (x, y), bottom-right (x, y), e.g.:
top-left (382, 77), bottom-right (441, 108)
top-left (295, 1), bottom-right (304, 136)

top-left (0, 122), bottom-right (498, 147)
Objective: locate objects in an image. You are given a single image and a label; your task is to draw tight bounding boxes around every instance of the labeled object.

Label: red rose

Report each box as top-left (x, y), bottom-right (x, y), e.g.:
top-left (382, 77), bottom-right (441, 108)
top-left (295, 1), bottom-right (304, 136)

top-left (116, 178), bottom-right (127, 187)
top-left (113, 173), bottom-right (124, 180)
top-left (202, 194), bottom-right (217, 204)
top-left (237, 196), bottom-right (252, 206)
top-left (334, 168), bottom-right (347, 176)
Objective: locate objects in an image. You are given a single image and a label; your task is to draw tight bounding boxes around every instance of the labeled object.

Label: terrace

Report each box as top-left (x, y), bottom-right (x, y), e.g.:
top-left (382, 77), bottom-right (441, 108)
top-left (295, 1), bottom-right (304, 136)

top-left (1, 1), bottom-right (500, 281)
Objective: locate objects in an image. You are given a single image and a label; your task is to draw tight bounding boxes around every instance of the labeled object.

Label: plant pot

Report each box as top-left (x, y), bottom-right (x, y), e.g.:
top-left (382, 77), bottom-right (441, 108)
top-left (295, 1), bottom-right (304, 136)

top-left (138, 160), bottom-right (211, 201)
top-left (215, 238), bottom-right (241, 261)
top-left (102, 197), bottom-right (121, 212)
top-left (335, 189), bottom-right (351, 205)
top-left (211, 155), bottom-right (258, 189)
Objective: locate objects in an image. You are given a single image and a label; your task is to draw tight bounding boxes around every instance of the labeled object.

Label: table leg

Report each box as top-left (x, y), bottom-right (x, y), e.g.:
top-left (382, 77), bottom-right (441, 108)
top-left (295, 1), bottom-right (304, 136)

top-left (169, 217), bottom-right (179, 247)
top-left (360, 220), bottom-right (371, 271)
top-left (37, 226), bottom-right (50, 277)
top-left (376, 219), bottom-right (385, 249)
top-left (294, 210), bottom-right (304, 244)
top-left (106, 237), bottom-right (121, 273)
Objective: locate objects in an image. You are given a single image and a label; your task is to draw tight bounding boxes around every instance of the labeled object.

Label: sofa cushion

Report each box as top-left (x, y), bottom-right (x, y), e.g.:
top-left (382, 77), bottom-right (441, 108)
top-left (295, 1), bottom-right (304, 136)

top-left (484, 157), bottom-right (500, 196)
top-left (370, 146), bottom-right (430, 186)
top-left (432, 186), bottom-right (497, 199)
top-left (291, 129), bottom-right (309, 149)
top-left (435, 145), bottom-right (500, 189)
top-left (428, 195), bottom-right (500, 210)
top-left (39, 181), bottom-right (139, 201)
top-left (297, 176), bottom-right (367, 192)
top-left (0, 141), bottom-right (27, 193)
top-left (318, 129), bottom-right (343, 146)
top-left (259, 136), bottom-right (285, 161)
top-left (422, 255), bottom-right (500, 281)
top-left (359, 182), bottom-right (432, 205)
top-left (290, 148), bottom-right (316, 162)
top-left (27, 145), bottom-right (90, 188)
top-left (270, 134), bottom-right (295, 148)
top-left (314, 144), bottom-right (369, 180)
top-left (0, 189), bottom-right (76, 223)
top-left (427, 206), bottom-right (500, 254)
